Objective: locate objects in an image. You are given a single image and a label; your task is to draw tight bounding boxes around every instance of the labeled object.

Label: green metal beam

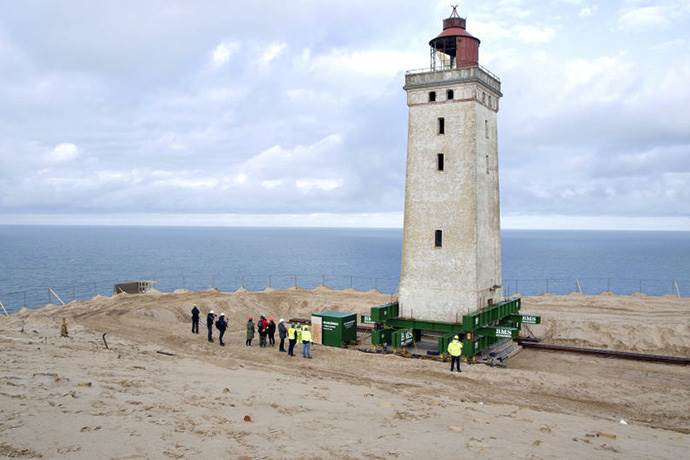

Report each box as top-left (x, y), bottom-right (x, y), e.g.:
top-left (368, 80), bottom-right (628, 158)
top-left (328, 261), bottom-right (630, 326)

top-left (385, 317), bottom-right (463, 333)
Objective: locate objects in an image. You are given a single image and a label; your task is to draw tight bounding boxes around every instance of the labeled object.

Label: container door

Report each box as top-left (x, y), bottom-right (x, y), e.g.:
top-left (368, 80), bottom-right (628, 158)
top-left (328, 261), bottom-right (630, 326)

top-left (311, 315), bottom-right (322, 345)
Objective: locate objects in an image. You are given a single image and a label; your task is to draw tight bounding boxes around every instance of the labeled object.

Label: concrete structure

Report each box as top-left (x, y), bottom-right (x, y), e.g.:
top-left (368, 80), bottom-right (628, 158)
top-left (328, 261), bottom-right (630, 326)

top-left (399, 8), bottom-right (503, 322)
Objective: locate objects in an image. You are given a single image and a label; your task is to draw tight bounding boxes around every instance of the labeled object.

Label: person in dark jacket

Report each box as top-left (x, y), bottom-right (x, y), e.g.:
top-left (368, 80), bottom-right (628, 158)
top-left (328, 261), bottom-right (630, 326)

top-left (258, 315), bottom-right (268, 347)
top-left (206, 310), bottom-right (216, 342)
top-left (191, 305), bottom-right (200, 334)
top-left (246, 317), bottom-right (255, 346)
top-left (267, 318), bottom-right (276, 346)
top-left (278, 319), bottom-right (288, 352)
top-left (215, 313), bottom-right (228, 346)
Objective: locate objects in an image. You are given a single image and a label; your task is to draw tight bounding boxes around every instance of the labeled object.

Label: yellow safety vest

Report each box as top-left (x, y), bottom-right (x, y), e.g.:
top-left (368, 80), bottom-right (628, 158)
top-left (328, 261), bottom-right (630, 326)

top-left (302, 330), bottom-right (312, 343)
top-left (447, 340), bottom-right (463, 357)
top-left (288, 327), bottom-right (296, 340)
top-left (296, 328), bottom-right (302, 343)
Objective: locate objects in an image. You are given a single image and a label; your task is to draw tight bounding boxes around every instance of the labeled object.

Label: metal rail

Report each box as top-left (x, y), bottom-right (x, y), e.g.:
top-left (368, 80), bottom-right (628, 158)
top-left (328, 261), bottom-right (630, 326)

top-left (517, 340), bottom-right (690, 365)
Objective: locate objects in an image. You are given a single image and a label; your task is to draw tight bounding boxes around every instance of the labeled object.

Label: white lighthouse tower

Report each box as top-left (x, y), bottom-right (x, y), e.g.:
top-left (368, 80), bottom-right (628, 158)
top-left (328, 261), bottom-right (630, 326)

top-left (399, 7), bottom-right (503, 323)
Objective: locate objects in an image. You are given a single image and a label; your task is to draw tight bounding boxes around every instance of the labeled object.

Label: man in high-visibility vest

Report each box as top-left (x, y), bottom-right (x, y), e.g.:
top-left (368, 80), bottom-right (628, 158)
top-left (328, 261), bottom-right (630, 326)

top-left (287, 323), bottom-right (297, 357)
top-left (447, 335), bottom-right (463, 372)
top-left (301, 325), bottom-right (313, 359)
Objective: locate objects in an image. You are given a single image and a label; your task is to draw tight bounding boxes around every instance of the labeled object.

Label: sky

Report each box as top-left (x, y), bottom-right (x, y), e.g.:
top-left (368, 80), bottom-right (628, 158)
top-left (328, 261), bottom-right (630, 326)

top-left (0, 0), bottom-right (689, 230)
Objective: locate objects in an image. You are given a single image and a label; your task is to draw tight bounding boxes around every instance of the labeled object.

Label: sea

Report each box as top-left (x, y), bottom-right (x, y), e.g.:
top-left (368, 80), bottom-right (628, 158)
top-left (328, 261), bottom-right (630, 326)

top-left (0, 226), bottom-right (689, 312)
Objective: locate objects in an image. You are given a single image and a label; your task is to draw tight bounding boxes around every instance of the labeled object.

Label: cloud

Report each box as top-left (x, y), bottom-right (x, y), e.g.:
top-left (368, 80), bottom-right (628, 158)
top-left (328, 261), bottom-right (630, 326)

top-left (47, 143), bottom-right (79, 163)
top-left (0, 1), bottom-right (689, 229)
top-left (210, 40), bottom-right (240, 66)
top-left (618, 6), bottom-right (670, 29)
top-left (260, 42), bottom-right (286, 66)
top-left (578, 5), bottom-right (598, 17)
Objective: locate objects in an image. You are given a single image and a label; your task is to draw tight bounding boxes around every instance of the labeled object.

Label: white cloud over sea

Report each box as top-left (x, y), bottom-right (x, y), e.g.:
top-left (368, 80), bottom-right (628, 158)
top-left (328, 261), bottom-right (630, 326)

top-left (0, 0), bottom-right (688, 229)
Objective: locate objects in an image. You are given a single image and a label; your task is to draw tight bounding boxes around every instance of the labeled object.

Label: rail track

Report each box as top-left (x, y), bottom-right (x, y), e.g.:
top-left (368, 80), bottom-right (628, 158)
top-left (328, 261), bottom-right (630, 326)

top-left (517, 338), bottom-right (690, 365)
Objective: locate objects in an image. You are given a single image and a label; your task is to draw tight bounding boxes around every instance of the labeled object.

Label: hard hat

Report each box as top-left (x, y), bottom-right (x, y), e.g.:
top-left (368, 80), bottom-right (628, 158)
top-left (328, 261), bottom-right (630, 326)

top-left (210, 310), bottom-right (215, 314)
top-left (304, 325), bottom-right (309, 330)
top-left (220, 313), bottom-right (225, 317)
top-left (454, 335), bottom-right (459, 340)
top-left (279, 318), bottom-right (285, 323)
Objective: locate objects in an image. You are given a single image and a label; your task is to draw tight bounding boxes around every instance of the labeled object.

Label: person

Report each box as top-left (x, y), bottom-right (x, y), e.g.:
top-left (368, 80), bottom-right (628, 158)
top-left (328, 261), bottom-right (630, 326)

top-left (246, 317), bottom-right (255, 346)
top-left (301, 324), bottom-right (312, 359)
top-left (295, 323), bottom-right (303, 346)
top-left (191, 305), bottom-right (200, 334)
top-left (258, 315), bottom-right (268, 348)
top-left (216, 313), bottom-right (228, 346)
top-left (287, 322), bottom-right (297, 356)
top-left (267, 318), bottom-right (276, 346)
top-left (278, 319), bottom-right (287, 352)
top-left (447, 335), bottom-right (463, 372)
top-left (206, 310), bottom-right (216, 343)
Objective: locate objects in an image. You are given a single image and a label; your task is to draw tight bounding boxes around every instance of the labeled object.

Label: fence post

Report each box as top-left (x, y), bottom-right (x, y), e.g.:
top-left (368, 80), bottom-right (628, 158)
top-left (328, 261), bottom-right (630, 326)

top-left (545, 279), bottom-right (549, 294)
top-left (268, 275), bottom-right (272, 289)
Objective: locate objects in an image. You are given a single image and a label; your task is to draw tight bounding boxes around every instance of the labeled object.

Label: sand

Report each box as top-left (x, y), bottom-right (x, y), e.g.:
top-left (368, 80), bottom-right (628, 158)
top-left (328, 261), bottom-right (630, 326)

top-left (1, 289), bottom-right (689, 459)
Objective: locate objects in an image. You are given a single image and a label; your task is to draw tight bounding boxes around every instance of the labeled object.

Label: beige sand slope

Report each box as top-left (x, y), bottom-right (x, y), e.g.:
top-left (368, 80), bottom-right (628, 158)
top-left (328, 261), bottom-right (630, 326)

top-left (1, 289), bottom-right (689, 459)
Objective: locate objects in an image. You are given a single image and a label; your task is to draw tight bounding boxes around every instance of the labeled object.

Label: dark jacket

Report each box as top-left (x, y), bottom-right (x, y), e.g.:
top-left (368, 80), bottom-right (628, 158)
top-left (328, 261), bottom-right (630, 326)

top-left (268, 321), bottom-right (276, 336)
top-left (191, 307), bottom-right (200, 319)
top-left (278, 322), bottom-right (287, 339)
top-left (206, 313), bottom-right (215, 327)
top-left (216, 317), bottom-right (227, 332)
top-left (246, 320), bottom-right (255, 339)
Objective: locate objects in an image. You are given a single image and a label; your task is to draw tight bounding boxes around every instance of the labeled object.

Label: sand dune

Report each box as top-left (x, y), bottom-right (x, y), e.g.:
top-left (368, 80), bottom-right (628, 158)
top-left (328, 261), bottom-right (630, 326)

top-left (1, 289), bottom-right (689, 459)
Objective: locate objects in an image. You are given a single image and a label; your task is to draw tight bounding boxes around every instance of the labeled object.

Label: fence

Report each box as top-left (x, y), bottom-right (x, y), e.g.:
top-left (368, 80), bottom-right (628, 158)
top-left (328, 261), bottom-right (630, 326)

top-left (0, 276), bottom-right (687, 315)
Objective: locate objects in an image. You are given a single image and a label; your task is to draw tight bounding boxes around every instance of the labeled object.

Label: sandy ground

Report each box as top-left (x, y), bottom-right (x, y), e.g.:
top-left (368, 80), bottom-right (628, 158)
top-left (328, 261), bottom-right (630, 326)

top-left (0, 288), bottom-right (689, 459)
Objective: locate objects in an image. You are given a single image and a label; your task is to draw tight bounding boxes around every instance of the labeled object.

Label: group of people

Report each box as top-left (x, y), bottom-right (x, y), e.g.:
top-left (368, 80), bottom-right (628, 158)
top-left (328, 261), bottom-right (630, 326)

top-left (191, 305), bottom-right (313, 358)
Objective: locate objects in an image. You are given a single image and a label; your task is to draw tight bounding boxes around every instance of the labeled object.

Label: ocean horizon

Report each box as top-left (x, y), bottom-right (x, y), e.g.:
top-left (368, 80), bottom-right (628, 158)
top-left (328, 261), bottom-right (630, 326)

top-left (1, 225), bottom-right (689, 312)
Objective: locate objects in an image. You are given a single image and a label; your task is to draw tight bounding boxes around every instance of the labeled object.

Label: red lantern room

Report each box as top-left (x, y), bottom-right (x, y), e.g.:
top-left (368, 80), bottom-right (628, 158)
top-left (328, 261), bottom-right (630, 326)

top-left (429, 6), bottom-right (480, 70)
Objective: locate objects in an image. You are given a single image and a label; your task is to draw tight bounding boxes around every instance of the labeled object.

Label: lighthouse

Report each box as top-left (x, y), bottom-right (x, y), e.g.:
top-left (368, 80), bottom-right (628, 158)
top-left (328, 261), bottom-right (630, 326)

top-left (398, 7), bottom-right (503, 322)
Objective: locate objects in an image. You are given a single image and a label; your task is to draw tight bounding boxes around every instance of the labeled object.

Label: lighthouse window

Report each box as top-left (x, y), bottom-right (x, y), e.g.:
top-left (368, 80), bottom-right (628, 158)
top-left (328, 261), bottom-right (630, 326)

top-left (435, 230), bottom-right (443, 248)
top-left (429, 91), bottom-right (436, 102)
top-left (485, 120), bottom-right (489, 139)
top-left (447, 89), bottom-right (454, 100)
top-left (438, 117), bottom-right (445, 134)
top-left (437, 153), bottom-right (444, 171)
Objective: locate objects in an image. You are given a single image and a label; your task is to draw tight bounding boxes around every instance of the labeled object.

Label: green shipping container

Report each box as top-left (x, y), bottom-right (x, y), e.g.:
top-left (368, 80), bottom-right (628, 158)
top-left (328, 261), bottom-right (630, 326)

top-left (311, 311), bottom-right (358, 348)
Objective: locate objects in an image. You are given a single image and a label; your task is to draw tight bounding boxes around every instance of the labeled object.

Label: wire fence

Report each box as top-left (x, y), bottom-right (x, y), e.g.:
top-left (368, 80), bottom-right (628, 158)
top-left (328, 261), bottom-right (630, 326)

top-left (0, 275), bottom-right (687, 315)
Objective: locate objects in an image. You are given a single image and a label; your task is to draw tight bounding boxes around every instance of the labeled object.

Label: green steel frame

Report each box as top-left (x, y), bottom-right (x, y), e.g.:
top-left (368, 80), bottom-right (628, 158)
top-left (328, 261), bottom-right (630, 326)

top-left (368, 299), bottom-right (541, 359)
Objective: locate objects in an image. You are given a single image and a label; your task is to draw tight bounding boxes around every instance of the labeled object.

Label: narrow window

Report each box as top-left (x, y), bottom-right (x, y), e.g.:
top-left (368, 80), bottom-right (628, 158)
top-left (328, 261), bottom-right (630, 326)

top-left (446, 89), bottom-right (454, 100)
top-left (485, 120), bottom-right (489, 139)
top-left (429, 91), bottom-right (436, 102)
top-left (437, 153), bottom-right (444, 171)
top-left (438, 117), bottom-right (445, 134)
top-left (435, 230), bottom-right (443, 248)
top-left (486, 154), bottom-right (490, 174)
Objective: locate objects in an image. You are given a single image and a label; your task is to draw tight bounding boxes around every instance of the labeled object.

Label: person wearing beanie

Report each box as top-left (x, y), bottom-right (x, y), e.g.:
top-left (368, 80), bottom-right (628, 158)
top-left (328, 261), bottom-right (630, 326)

top-left (206, 310), bottom-right (216, 343)
top-left (246, 317), bottom-right (255, 346)
top-left (268, 318), bottom-right (276, 346)
top-left (277, 319), bottom-right (287, 352)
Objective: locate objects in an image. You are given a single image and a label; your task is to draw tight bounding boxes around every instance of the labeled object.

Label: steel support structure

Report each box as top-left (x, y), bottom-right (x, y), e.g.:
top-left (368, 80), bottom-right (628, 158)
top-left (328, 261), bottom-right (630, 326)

top-left (369, 298), bottom-right (541, 359)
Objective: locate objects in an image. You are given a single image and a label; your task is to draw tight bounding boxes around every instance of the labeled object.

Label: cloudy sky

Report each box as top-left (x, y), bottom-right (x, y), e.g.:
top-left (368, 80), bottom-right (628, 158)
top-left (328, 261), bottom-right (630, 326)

top-left (0, 0), bottom-right (689, 229)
